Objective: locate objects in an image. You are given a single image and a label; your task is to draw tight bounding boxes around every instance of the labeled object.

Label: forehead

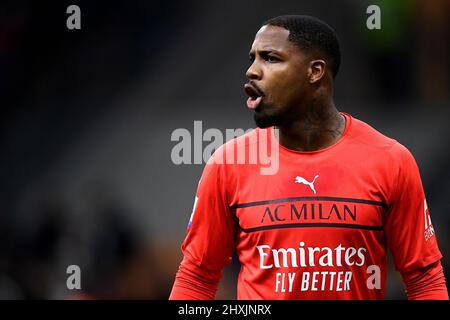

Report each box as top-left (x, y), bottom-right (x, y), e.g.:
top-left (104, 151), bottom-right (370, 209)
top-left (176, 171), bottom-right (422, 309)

top-left (250, 25), bottom-right (295, 53)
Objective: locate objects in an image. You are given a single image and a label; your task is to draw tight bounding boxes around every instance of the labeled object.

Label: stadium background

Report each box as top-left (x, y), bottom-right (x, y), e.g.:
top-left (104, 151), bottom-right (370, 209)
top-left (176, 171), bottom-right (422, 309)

top-left (1, 0), bottom-right (449, 299)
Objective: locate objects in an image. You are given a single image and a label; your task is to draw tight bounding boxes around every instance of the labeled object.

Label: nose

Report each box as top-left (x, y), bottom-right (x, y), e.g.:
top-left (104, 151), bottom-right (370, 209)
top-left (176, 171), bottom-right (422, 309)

top-left (246, 61), bottom-right (262, 80)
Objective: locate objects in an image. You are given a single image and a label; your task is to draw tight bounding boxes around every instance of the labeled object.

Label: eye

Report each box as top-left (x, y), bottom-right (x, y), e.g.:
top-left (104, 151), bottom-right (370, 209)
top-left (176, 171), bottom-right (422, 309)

top-left (265, 54), bottom-right (280, 63)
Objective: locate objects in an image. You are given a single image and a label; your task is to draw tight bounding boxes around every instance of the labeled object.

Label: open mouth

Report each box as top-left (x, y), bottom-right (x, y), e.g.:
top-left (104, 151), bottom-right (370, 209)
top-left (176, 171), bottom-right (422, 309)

top-left (244, 83), bottom-right (264, 110)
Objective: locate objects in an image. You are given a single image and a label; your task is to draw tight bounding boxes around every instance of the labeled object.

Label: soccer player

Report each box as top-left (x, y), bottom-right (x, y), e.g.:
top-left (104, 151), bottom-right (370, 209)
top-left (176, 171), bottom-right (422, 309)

top-left (169, 15), bottom-right (448, 299)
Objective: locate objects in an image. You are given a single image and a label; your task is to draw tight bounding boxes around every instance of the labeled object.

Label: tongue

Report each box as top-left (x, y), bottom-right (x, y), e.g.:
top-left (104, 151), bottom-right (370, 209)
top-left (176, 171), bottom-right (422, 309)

top-left (247, 96), bottom-right (262, 110)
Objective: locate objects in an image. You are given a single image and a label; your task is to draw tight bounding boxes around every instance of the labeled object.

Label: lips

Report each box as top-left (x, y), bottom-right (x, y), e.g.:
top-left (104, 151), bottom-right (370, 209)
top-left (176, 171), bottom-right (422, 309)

top-left (244, 83), bottom-right (264, 110)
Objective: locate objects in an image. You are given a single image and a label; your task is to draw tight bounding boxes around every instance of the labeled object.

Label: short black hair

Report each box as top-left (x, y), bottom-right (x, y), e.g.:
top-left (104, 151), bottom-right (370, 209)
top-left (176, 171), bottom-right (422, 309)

top-left (263, 15), bottom-right (341, 78)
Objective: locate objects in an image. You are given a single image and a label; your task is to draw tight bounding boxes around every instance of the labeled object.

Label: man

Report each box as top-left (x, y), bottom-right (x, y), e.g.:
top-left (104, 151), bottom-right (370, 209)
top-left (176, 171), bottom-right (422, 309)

top-left (169, 15), bottom-right (448, 299)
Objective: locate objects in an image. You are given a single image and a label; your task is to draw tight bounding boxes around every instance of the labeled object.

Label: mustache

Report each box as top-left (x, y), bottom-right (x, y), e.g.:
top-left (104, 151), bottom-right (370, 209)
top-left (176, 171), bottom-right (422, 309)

top-left (245, 81), bottom-right (265, 97)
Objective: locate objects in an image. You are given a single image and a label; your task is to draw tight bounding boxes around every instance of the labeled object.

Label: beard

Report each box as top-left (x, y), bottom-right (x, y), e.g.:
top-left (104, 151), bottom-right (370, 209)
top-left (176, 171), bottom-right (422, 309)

top-left (253, 102), bottom-right (285, 128)
top-left (254, 112), bottom-right (281, 128)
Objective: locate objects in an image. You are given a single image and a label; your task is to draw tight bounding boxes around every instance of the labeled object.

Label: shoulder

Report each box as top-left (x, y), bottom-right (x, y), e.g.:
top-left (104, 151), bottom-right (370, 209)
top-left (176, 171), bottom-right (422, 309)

top-left (345, 113), bottom-right (420, 170)
top-left (207, 127), bottom-right (263, 163)
top-left (225, 127), bottom-right (262, 149)
top-left (346, 114), bottom-right (397, 151)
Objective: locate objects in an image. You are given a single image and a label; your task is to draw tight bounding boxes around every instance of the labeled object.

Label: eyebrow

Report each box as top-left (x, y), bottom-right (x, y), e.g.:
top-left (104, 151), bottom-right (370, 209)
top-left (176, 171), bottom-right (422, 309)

top-left (249, 49), bottom-right (282, 58)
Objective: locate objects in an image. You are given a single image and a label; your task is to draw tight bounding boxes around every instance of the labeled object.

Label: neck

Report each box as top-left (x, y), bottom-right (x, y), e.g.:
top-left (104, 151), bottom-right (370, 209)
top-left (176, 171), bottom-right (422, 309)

top-left (275, 96), bottom-right (345, 152)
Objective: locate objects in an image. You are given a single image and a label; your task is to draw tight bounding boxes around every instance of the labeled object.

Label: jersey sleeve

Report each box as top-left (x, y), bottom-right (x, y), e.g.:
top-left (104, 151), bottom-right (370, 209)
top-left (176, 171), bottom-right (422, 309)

top-left (170, 149), bottom-right (237, 299)
top-left (402, 260), bottom-right (448, 300)
top-left (384, 143), bottom-right (443, 274)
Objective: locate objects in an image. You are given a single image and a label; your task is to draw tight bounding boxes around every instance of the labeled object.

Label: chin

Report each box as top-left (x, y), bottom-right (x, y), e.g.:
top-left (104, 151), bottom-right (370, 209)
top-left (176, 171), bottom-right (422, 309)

top-left (252, 101), bottom-right (286, 128)
top-left (253, 112), bottom-right (279, 128)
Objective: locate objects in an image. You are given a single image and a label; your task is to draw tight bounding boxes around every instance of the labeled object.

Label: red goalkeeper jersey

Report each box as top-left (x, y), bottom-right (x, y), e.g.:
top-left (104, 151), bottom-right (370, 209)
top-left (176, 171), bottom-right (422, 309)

top-left (174, 113), bottom-right (444, 299)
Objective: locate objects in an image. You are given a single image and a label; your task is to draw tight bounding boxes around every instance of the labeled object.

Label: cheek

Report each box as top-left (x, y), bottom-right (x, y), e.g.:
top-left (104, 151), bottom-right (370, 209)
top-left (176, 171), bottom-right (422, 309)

top-left (273, 76), bottom-right (305, 104)
top-left (270, 67), bottom-right (305, 97)
top-left (263, 62), bottom-right (307, 104)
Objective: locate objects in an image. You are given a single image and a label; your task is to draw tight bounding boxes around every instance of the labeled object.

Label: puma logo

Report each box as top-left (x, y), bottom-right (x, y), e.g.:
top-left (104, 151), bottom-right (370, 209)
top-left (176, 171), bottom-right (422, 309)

top-left (295, 174), bottom-right (319, 194)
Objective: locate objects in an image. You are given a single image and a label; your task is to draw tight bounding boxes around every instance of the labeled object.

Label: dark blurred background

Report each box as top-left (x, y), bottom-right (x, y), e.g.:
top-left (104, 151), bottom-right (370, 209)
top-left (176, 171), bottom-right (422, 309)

top-left (0, 0), bottom-right (449, 299)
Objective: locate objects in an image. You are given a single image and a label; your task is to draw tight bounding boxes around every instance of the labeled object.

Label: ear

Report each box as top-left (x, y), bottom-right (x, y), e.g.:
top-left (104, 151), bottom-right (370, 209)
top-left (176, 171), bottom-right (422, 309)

top-left (308, 59), bottom-right (326, 83)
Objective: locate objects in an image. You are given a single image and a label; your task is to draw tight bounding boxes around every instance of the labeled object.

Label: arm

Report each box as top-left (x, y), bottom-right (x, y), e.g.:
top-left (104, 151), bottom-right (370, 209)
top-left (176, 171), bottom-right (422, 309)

top-left (384, 143), bottom-right (448, 300)
top-left (170, 256), bottom-right (221, 300)
top-left (402, 260), bottom-right (448, 300)
top-left (169, 151), bottom-right (236, 300)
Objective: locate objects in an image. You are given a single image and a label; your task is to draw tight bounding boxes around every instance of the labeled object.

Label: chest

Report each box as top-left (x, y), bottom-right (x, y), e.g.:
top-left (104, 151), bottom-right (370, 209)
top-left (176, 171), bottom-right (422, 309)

top-left (231, 159), bottom-right (389, 234)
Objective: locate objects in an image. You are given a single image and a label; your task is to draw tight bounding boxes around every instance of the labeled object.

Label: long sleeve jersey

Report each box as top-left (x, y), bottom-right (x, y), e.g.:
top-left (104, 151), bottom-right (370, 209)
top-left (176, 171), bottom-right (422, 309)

top-left (170, 113), bottom-right (448, 300)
